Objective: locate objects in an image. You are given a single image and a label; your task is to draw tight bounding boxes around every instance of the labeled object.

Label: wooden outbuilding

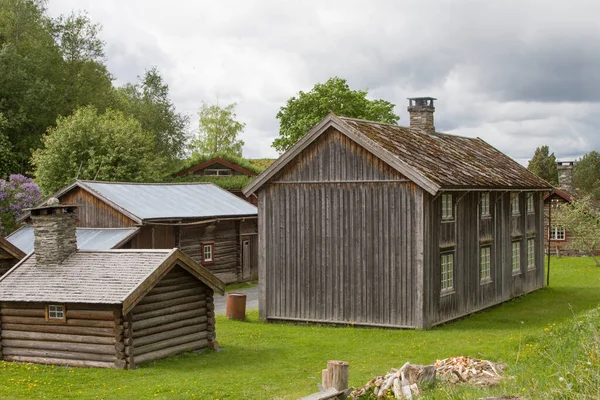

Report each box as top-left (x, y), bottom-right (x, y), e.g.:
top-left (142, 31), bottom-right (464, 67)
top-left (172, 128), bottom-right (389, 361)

top-left (0, 202), bottom-right (224, 369)
top-left (0, 236), bottom-right (25, 277)
top-left (244, 98), bottom-right (553, 329)
top-left (17, 181), bottom-right (258, 283)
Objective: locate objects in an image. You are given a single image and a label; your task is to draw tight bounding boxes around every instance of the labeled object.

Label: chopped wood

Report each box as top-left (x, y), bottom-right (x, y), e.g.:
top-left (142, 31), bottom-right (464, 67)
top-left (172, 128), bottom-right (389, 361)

top-left (434, 356), bottom-right (505, 386)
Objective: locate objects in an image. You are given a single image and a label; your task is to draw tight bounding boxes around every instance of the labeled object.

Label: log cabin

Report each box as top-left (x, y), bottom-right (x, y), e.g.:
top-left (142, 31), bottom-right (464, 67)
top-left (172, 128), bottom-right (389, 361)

top-left (0, 201), bottom-right (224, 369)
top-left (17, 181), bottom-right (258, 284)
top-left (0, 236), bottom-right (25, 277)
top-left (243, 97), bottom-right (554, 329)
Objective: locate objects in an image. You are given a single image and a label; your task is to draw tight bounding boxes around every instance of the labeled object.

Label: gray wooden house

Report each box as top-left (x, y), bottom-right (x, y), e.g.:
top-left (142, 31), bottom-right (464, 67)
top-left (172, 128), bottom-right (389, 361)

top-left (0, 236), bottom-right (25, 277)
top-left (0, 201), bottom-right (224, 369)
top-left (18, 181), bottom-right (258, 283)
top-left (244, 97), bottom-right (553, 329)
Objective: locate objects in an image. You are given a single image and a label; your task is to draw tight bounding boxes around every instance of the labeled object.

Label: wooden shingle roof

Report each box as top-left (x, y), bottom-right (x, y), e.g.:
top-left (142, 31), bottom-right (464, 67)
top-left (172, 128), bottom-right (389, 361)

top-left (244, 114), bottom-right (553, 196)
top-left (0, 249), bottom-right (225, 313)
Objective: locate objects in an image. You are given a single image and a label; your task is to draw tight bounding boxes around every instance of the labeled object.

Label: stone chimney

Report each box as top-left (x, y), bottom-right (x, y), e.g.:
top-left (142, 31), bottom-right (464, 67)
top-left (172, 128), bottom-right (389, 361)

top-left (408, 97), bottom-right (436, 134)
top-left (28, 198), bottom-right (78, 266)
top-left (556, 161), bottom-right (575, 193)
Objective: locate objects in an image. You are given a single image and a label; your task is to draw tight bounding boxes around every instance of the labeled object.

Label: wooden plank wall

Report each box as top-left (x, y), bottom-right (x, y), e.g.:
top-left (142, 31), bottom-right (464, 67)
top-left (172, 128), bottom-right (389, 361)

top-left (0, 250), bottom-right (18, 277)
top-left (127, 267), bottom-right (213, 368)
top-left (425, 191), bottom-right (545, 326)
top-left (179, 221), bottom-right (241, 284)
top-left (260, 129), bottom-right (422, 327)
top-left (0, 302), bottom-right (124, 368)
top-left (59, 187), bottom-right (137, 228)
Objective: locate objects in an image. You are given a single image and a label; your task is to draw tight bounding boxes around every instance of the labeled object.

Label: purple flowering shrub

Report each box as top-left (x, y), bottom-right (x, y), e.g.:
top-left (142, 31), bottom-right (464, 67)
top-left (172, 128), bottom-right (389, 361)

top-left (0, 174), bottom-right (42, 236)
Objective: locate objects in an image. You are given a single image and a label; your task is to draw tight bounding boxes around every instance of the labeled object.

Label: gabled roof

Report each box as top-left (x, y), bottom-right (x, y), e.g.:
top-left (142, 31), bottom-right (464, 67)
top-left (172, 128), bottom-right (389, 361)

top-left (26, 180), bottom-right (258, 223)
top-left (544, 188), bottom-right (575, 203)
top-left (244, 114), bottom-right (553, 196)
top-left (0, 248), bottom-right (225, 314)
top-left (0, 236), bottom-right (25, 260)
top-left (6, 226), bottom-right (139, 254)
top-left (173, 157), bottom-right (258, 177)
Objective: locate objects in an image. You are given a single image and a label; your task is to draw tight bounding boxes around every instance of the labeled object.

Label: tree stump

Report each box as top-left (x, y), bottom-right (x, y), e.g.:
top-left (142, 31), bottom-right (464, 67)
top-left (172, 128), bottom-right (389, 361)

top-left (327, 360), bottom-right (349, 391)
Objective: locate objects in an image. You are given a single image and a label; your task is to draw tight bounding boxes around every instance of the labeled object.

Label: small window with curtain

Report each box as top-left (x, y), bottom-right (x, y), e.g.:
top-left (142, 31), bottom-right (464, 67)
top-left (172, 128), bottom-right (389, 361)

top-left (512, 241), bottom-right (521, 275)
top-left (480, 246), bottom-right (491, 283)
top-left (441, 253), bottom-right (454, 294)
top-left (441, 194), bottom-right (453, 221)
top-left (202, 242), bottom-right (214, 264)
top-left (480, 192), bottom-right (491, 217)
top-left (511, 193), bottom-right (520, 215)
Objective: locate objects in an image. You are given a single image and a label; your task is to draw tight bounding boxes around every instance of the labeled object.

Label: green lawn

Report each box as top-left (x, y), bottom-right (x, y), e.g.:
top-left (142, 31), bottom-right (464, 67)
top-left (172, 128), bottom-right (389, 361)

top-left (1, 256), bottom-right (599, 399)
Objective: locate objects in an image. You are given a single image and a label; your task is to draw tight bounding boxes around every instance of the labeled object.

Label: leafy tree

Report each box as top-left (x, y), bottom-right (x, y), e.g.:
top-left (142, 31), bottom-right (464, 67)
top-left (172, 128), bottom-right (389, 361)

top-left (191, 102), bottom-right (245, 157)
top-left (0, 174), bottom-right (41, 235)
top-left (554, 196), bottom-right (600, 266)
top-left (573, 151), bottom-right (600, 201)
top-left (113, 67), bottom-right (190, 161)
top-left (32, 106), bottom-right (165, 195)
top-left (272, 77), bottom-right (399, 152)
top-left (527, 145), bottom-right (558, 185)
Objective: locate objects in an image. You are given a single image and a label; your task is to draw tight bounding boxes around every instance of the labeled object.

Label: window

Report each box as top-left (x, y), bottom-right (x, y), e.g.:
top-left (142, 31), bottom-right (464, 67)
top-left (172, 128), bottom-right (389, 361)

top-left (527, 239), bottom-right (535, 270)
top-left (512, 241), bottom-right (521, 274)
top-left (46, 304), bottom-right (65, 322)
top-left (441, 253), bottom-right (454, 293)
top-left (526, 193), bottom-right (535, 214)
top-left (441, 194), bottom-right (453, 221)
top-left (480, 192), bottom-right (491, 217)
top-left (549, 226), bottom-right (566, 241)
top-left (480, 246), bottom-right (491, 282)
top-left (551, 198), bottom-right (561, 209)
top-left (202, 243), bottom-right (214, 264)
top-left (205, 169), bottom-right (232, 176)
top-left (510, 193), bottom-right (520, 215)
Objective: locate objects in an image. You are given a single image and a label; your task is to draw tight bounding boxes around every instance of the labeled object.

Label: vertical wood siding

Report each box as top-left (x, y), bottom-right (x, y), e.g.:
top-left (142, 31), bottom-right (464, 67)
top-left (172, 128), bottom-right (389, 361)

top-left (425, 191), bottom-right (545, 326)
top-left (260, 129), bottom-right (422, 327)
top-left (59, 187), bottom-right (137, 228)
top-left (128, 267), bottom-right (211, 367)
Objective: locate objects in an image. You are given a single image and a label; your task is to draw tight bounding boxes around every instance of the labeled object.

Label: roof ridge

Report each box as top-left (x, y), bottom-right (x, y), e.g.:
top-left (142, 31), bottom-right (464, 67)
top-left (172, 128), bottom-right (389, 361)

top-left (80, 180), bottom-right (212, 186)
top-left (75, 249), bottom-right (172, 253)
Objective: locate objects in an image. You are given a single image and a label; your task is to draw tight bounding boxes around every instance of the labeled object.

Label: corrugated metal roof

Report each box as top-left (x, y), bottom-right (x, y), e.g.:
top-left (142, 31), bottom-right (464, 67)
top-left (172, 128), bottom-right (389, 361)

top-left (6, 226), bottom-right (138, 254)
top-left (0, 250), bottom-right (171, 303)
top-left (81, 181), bottom-right (257, 220)
top-left (340, 117), bottom-right (552, 189)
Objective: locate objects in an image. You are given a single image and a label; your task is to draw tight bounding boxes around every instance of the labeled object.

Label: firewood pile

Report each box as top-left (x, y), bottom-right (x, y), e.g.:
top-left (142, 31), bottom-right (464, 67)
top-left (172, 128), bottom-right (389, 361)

top-left (349, 363), bottom-right (435, 399)
top-left (434, 356), bottom-right (505, 386)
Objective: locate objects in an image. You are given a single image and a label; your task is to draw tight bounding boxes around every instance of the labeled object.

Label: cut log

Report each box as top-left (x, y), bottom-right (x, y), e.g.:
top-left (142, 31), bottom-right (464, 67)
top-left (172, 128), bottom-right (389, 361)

top-left (3, 355), bottom-right (117, 369)
top-left (133, 316), bottom-right (207, 339)
top-left (146, 282), bottom-right (202, 295)
top-left (66, 310), bottom-right (119, 321)
top-left (134, 309), bottom-right (206, 331)
top-left (0, 316), bottom-right (115, 328)
top-left (327, 360), bottom-right (349, 391)
top-left (2, 339), bottom-right (116, 355)
top-left (0, 308), bottom-right (45, 317)
top-left (134, 324), bottom-right (205, 348)
top-left (1, 330), bottom-right (116, 345)
top-left (132, 294), bottom-right (205, 314)
top-left (114, 359), bottom-right (126, 370)
top-left (322, 369), bottom-right (331, 389)
top-left (134, 331), bottom-right (208, 356)
top-left (2, 347), bottom-right (117, 362)
top-left (1, 323), bottom-right (114, 337)
top-left (137, 288), bottom-right (202, 306)
top-left (133, 301), bottom-right (206, 322)
top-left (133, 339), bottom-right (208, 364)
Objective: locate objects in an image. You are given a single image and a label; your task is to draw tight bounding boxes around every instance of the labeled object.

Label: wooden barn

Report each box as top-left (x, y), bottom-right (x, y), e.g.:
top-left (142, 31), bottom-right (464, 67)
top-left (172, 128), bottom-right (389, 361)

top-left (243, 98), bottom-right (553, 329)
top-left (17, 181), bottom-right (258, 283)
top-left (0, 202), bottom-right (224, 369)
top-left (0, 236), bottom-right (25, 277)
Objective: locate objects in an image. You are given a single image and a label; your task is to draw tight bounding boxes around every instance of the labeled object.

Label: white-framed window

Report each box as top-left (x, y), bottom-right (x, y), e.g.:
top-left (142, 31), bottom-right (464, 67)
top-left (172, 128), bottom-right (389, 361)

top-left (511, 193), bottom-right (520, 215)
top-left (549, 226), bottom-right (566, 241)
top-left (480, 246), bottom-right (491, 282)
top-left (527, 239), bottom-right (535, 270)
top-left (46, 304), bottom-right (65, 321)
top-left (441, 194), bottom-right (453, 221)
top-left (202, 242), bottom-right (214, 264)
top-left (551, 198), bottom-right (561, 209)
top-left (512, 241), bottom-right (521, 274)
top-left (526, 193), bottom-right (535, 214)
top-left (480, 192), bottom-right (491, 217)
top-left (441, 253), bottom-right (454, 293)
top-left (205, 168), bottom-right (232, 176)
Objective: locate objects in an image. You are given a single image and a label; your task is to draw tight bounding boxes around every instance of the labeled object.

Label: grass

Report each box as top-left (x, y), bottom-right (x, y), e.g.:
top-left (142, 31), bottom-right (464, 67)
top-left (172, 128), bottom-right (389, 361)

top-left (224, 281), bottom-right (257, 292)
top-left (1, 256), bottom-right (599, 399)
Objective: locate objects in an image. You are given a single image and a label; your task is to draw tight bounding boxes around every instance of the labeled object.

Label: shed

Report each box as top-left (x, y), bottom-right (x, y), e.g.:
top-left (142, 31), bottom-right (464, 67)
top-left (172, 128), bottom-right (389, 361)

top-left (244, 98), bottom-right (553, 329)
top-left (0, 202), bottom-right (224, 369)
top-left (19, 181), bottom-right (258, 283)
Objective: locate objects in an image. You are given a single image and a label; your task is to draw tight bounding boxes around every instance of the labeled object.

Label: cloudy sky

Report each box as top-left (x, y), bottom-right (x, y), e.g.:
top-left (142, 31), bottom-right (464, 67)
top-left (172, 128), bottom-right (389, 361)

top-left (46, 0), bottom-right (598, 163)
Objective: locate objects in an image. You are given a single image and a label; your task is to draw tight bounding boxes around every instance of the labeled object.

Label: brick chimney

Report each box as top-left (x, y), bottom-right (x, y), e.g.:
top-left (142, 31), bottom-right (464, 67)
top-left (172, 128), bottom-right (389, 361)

top-left (28, 198), bottom-right (78, 266)
top-left (556, 161), bottom-right (575, 193)
top-left (408, 97), bottom-right (436, 134)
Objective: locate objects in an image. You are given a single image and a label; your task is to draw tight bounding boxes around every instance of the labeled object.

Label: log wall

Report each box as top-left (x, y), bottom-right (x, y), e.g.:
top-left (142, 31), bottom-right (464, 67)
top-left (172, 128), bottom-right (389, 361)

top-left (259, 129), bottom-right (423, 328)
top-left (127, 267), bottom-right (214, 367)
top-left (0, 302), bottom-right (125, 369)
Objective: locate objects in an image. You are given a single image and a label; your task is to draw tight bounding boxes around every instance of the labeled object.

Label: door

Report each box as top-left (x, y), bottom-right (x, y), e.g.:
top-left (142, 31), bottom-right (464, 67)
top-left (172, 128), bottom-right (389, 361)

top-left (242, 239), bottom-right (251, 280)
